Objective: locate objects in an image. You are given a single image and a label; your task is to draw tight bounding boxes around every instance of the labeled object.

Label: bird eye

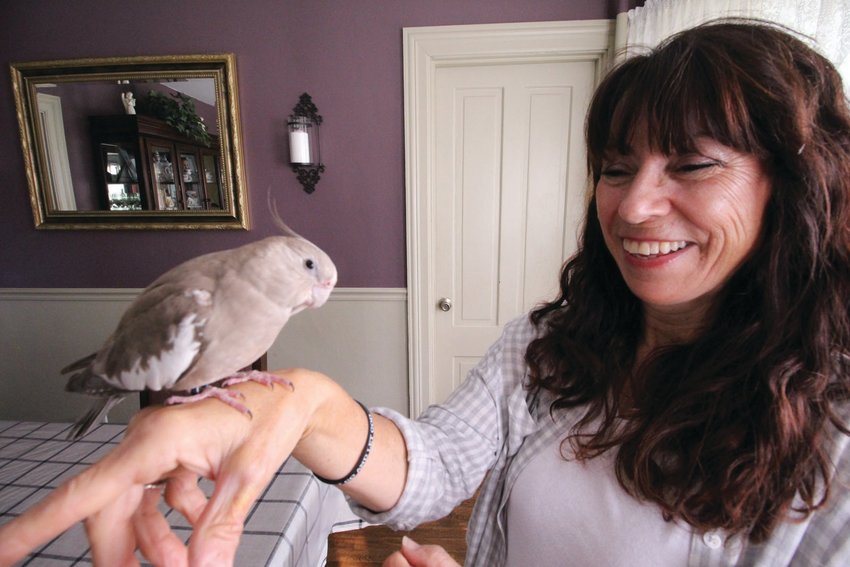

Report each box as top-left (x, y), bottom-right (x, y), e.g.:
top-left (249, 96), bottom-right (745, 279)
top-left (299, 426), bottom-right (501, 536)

top-left (305, 259), bottom-right (315, 270)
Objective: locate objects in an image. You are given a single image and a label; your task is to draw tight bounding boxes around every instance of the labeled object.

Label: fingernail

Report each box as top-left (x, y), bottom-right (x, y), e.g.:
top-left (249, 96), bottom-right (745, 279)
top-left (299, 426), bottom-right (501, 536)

top-left (402, 535), bottom-right (420, 551)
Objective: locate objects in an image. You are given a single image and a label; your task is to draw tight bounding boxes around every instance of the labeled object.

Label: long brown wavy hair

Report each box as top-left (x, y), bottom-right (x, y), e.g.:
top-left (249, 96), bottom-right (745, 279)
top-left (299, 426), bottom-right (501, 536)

top-left (525, 20), bottom-right (850, 543)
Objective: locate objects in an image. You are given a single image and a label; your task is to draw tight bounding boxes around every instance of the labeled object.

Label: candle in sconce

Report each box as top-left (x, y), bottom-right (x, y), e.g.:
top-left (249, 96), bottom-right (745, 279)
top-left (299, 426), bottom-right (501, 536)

top-left (289, 130), bottom-right (311, 164)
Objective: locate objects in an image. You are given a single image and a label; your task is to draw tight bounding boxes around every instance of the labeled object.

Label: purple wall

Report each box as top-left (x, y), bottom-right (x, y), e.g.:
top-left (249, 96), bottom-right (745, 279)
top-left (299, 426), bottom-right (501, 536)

top-left (0, 0), bottom-right (626, 288)
top-left (53, 81), bottom-right (134, 209)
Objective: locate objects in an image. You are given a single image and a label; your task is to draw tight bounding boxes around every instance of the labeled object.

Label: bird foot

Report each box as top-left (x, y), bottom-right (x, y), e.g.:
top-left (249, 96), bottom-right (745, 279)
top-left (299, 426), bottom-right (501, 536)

top-left (221, 370), bottom-right (295, 391)
top-left (164, 387), bottom-right (252, 416)
top-left (162, 372), bottom-right (293, 418)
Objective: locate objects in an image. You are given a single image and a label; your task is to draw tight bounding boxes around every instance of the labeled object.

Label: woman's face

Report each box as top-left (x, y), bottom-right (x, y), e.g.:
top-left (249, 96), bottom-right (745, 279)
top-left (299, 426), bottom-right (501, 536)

top-left (595, 136), bottom-right (771, 314)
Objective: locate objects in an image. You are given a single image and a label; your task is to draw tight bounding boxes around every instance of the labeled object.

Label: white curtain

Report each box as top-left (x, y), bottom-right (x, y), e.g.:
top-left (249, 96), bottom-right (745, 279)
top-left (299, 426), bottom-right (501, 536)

top-left (615, 0), bottom-right (850, 91)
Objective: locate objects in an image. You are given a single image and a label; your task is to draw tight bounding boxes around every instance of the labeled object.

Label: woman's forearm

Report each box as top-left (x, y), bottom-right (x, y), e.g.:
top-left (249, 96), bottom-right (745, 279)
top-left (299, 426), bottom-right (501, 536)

top-left (283, 369), bottom-right (409, 512)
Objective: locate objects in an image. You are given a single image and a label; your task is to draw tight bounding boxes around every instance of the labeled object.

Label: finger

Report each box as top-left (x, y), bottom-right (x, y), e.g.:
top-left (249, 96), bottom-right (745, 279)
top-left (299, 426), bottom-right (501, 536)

top-left (383, 550), bottom-right (413, 567)
top-left (399, 536), bottom-right (461, 567)
top-left (0, 423), bottom-right (180, 564)
top-left (164, 469), bottom-right (208, 526)
top-left (133, 486), bottom-right (188, 567)
top-left (188, 442), bottom-right (283, 565)
top-left (186, 393), bottom-right (303, 566)
top-left (85, 486), bottom-right (144, 567)
top-left (0, 456), bottom-right (146, 565)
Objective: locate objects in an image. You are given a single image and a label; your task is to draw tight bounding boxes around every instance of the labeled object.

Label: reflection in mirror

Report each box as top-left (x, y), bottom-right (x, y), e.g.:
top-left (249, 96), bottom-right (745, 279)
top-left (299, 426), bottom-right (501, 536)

top-left (10, 54), bottom-right (249, 229)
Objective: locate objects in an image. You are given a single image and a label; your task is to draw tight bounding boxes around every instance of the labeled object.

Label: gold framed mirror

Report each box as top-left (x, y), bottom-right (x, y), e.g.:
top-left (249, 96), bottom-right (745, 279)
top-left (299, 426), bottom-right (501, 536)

top-left (10, 54), bottom-right (249, 229)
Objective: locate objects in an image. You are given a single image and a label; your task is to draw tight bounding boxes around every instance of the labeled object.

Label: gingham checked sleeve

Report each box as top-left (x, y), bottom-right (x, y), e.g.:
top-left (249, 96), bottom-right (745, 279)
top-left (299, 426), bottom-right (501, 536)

top-left (348, 314), bottom-right (537, 531)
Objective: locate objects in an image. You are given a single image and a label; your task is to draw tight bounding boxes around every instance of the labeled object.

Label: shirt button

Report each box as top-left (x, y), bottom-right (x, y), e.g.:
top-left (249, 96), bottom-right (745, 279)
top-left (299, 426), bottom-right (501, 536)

top-left (703, 531), bottom-right (723, 549)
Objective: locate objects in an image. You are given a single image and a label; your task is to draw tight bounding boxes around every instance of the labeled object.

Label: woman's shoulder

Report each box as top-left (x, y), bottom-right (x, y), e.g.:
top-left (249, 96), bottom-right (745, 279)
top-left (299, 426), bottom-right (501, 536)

top-left (465, 313), bottom-right (539, 394)
top-left (501, 312), bottom-right (539, 343)
top-left (483, 313), bottom-right (539, 369)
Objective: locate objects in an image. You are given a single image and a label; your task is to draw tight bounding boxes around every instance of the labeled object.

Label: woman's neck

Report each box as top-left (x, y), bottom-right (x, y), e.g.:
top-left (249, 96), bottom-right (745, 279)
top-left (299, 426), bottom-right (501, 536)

top-left (638, 300), bottom-right (713, 359)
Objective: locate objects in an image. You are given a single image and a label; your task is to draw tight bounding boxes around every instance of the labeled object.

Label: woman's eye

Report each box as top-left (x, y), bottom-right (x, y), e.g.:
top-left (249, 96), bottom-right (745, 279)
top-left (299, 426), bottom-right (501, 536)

top-left (600, 167), bottom-right (629, 178)
top-left (677, 161), bottom-right (717, 173)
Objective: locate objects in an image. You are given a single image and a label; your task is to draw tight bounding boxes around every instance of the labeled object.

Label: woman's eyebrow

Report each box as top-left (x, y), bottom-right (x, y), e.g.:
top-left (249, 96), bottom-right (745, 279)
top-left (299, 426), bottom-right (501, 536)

top-left (602, 143), bottom-right (634, 157)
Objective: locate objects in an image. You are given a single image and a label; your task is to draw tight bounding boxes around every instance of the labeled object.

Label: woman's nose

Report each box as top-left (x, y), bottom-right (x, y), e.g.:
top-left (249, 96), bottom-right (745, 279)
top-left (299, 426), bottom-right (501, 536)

top-left (617, 166), bottom-right (671, 224)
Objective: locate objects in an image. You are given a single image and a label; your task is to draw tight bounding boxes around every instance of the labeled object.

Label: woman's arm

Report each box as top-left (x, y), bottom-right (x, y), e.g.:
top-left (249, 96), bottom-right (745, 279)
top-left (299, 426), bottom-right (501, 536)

top-left (290, 369), bottom-right (408, 511)
top-left (0, 368), bottom-right (408, 567)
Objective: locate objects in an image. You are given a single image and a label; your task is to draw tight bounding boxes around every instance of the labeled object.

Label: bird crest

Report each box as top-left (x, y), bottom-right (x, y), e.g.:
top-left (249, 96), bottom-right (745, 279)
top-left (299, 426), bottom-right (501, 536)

top-left (267, 190), bottom-right (301, 239)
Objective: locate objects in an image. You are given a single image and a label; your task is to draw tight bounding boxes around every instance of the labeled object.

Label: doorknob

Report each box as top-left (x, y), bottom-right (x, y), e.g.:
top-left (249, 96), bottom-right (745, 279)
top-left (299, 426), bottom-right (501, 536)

top-left (437, 297), bottom-right (453, 312)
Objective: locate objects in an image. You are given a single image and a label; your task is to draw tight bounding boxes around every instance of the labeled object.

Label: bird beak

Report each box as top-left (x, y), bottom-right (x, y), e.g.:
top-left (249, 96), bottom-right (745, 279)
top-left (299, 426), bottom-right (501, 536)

top-left (310, 283), bottom-right (334, 308)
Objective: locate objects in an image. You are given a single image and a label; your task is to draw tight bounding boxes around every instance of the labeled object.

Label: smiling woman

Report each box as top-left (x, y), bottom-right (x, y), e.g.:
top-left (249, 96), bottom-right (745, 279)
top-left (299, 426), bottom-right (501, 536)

top-left (528, 20), bottom-right (850, 551)
top-left (10, 54), bottom-right (249, 229)
top-left (595, 136), bottom-right (772, 315)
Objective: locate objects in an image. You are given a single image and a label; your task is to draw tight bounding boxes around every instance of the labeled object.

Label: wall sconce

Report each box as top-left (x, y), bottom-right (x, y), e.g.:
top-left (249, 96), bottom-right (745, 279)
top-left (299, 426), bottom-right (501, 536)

top-left (288, 93), bottom-right (325, 194)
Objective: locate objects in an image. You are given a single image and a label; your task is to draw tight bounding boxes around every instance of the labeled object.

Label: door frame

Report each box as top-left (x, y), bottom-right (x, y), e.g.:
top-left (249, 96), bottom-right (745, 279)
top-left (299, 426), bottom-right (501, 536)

top-left (403, 20), bottom-right (614, 417)
top-left (36, 93), bottom-right (77, 211)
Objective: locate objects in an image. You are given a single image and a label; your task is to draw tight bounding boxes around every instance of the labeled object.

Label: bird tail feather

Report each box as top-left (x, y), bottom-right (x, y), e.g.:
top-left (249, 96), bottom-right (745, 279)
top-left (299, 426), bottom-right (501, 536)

top-left (61, 352), bottom-right (97, 375)
top-left (67, 395), bottom-right (125, 440)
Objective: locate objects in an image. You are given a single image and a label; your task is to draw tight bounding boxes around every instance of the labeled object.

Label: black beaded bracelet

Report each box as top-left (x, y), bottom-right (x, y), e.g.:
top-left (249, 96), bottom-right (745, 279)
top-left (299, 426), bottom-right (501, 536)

top-left (315, 400), bottom-right (374, 485)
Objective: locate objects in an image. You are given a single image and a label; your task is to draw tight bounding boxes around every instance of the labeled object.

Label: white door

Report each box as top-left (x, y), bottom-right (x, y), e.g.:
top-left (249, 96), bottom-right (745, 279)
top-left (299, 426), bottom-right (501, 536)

top-left (430, 60), bottom-right (595, 404)
top-left (405, 21), bottom-right (613, 415)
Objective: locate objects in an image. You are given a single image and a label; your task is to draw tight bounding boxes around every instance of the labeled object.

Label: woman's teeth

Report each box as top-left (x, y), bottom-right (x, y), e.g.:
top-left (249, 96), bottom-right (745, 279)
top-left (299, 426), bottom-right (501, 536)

top-left (622, 238), bottom-right (688, 257)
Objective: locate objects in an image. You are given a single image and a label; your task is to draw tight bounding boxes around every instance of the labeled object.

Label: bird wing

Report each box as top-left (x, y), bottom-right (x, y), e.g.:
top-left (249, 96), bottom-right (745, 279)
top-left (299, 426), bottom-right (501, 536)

top-left (169, 265), bottom-right (301, 390)
top-left (65, 280), bottom-right (215, 394)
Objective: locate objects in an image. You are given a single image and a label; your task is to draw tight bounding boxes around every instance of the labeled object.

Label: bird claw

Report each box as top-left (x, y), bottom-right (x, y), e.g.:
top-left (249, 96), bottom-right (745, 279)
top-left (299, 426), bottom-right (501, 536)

top-left (164, 387), bottom-right (252, 416)
top-left (162, 372), bottom-right (292, 418)
top-left (221, 370), bottom-right (295, 391)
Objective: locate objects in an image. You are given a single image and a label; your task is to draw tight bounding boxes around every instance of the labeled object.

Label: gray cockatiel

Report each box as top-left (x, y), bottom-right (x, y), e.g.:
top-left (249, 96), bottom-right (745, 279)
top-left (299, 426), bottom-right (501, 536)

top-left (63, 224), bottom-right (337, 440)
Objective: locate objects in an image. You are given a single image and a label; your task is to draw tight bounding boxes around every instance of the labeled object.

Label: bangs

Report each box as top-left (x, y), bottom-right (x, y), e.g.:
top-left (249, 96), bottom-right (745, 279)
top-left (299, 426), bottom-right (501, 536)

top-left (587, 34), bottom-right (765, 178)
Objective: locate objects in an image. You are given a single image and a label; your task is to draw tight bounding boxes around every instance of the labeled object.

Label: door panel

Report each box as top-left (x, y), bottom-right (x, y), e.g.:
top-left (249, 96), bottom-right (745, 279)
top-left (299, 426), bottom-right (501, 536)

top-left (432, 61), bottom-right (595, 404)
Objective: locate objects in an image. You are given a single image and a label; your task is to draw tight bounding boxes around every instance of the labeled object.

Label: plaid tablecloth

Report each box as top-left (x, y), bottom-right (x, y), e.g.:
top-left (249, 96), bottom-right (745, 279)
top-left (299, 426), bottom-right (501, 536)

top-left (0, 420), bottom-right (362, 566)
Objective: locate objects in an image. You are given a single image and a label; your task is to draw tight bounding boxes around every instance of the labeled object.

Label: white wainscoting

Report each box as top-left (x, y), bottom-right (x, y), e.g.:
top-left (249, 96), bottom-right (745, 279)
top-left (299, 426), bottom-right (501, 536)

top-left (0, 288), bottom-right (408, 423)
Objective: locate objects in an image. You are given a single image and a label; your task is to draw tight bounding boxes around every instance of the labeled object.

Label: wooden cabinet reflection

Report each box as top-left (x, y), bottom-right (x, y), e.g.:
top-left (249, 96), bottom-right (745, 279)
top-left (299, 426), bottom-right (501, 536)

top-left (91, 115), bottom-right (222, 212)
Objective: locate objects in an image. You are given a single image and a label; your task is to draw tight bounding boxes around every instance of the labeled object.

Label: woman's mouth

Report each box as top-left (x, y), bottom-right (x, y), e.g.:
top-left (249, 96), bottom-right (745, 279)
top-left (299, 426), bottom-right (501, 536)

top-left (622, 238), bottom-right (689, 258)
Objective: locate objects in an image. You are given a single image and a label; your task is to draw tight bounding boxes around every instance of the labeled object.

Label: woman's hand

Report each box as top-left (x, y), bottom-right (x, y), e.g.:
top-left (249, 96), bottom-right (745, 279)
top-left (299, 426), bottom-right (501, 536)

top-left (382, 536), bottom-right (462, 567)
top-left (0, 370), bottom-right (328, 567)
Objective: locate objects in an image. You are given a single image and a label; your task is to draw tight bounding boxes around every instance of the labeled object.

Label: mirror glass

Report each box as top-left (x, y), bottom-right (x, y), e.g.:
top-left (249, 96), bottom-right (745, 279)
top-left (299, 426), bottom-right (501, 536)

top-left (11, 54), bottom-right (249, 229)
